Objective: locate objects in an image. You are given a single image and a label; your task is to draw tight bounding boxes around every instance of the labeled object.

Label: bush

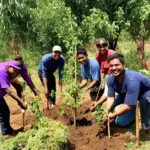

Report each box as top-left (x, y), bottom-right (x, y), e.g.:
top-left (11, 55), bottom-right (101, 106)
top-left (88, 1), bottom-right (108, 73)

top-left (0, 117), bottom-right (68, 150)
top-left (124, 50), bottom-right (142, 71)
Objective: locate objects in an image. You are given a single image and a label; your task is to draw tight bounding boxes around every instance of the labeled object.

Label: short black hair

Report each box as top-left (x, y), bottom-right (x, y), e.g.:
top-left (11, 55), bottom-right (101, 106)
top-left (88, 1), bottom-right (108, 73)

top-left (108, 53), bottom-right (124, 65)
top-left (76, 47), bottom-right (88, 56)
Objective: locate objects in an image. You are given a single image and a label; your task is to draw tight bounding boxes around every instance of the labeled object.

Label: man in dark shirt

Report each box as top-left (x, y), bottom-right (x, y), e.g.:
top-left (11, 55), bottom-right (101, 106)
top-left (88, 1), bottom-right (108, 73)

top-left (105, 53), bottom-right (150, 131)
top-left (38, 45), bottom-right (65, 108)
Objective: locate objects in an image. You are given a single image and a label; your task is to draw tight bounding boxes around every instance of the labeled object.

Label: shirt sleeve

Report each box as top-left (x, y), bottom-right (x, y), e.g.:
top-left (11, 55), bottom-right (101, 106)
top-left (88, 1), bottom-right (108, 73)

top-left (124, 81), bottom-right (140, 106)
top-left (42, 57), bottom-right (49, 78)
top-left (107, 76), bottom-right (115, 97)
top-left (0, 74), bottom-right (10, 89)
top-left (91, 62), bottom-right (100, 81)
top-left (21, 63), bottom-right (33, 85)
top-left (58, 58), bottom-right (65, 79)
top-left (80, 66), bottom-right (87, 80)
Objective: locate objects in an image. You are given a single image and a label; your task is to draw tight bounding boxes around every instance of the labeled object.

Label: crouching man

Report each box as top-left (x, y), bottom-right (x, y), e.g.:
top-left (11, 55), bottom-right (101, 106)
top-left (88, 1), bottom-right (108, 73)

top-left (77, 47), bottom-right (103, 101)
top-left (103, 53), bottom-right (150, 131)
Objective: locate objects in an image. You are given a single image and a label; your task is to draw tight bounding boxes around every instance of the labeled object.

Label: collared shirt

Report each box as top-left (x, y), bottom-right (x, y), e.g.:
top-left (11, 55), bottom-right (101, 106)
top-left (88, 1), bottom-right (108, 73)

top-left (38, 54), bottom-right (65, 79)
top-left (80, 59), bottom-right (100, 82)
top-left (107, 70), bottom-right (150, 106)
top-left (96, 49), bottom-right (115, 75)
top-left (0, 60), bottom-right (32, 98)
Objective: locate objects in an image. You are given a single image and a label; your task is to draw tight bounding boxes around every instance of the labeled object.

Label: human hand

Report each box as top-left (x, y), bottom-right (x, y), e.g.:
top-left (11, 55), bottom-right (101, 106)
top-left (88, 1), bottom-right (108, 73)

top-left (19, 101), bottom-right (28, 110)
top-left (102, 113), bottom-right (114, 123)
top-left (90, 102), bottom-right (98, 111)
top-left (100, 83), bottom-right (105, 90)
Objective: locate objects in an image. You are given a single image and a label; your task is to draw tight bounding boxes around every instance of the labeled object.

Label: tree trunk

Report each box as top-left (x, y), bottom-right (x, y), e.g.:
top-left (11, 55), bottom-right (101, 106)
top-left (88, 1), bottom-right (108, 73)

top-left (136, 36), bottom-right (148, 70)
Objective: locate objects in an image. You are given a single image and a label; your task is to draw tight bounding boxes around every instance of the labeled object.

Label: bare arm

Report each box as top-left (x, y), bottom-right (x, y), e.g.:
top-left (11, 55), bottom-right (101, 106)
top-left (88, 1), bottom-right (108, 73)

top-left (28, 82), bottom-right (38, 96)
top-left (108, 104), bottom-right (132, 119)
top-left (107, 97), bottom-right (115, 113)
top-left (5, 88), bottom-right (27, 109)
top-left (80, 79), bottom-right (88, 88)
top-left (43, 78), bottom-right (49, 98)
top-left (90, 95), bottom-right (107, 111)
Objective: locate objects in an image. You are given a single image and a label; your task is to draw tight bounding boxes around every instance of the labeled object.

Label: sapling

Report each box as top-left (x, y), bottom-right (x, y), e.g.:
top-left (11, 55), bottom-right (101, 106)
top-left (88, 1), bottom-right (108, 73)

top-left (92, 105), bottom-right (104, 125)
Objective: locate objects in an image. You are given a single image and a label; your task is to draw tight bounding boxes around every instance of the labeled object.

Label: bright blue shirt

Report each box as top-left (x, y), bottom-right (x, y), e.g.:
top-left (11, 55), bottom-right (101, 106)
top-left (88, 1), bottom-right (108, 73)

top-left (38, 54), bottom-right (65, 79)
top-left (107, 70), bottom-right (150, 106)
top-left (80, 59), bottom-right (100, 82)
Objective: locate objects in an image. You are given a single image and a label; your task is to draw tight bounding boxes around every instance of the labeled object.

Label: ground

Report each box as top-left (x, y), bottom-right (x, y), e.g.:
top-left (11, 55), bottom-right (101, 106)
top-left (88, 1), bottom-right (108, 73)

top-left (6, 93), bottom-right (138, 150)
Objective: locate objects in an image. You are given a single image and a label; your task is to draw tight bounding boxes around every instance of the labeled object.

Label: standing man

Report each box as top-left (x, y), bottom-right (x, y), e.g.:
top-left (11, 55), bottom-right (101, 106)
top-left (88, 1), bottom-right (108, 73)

top-left (38, 45), bottom-right (65, 108)
top-left (0, 60), bottom-right (28, 136)
top-left (104, 53), bottom-right (150, 129)
top-left (95, 38), bottom-right (115, 88)
top-left (77, 47), bottom-right (103, 101)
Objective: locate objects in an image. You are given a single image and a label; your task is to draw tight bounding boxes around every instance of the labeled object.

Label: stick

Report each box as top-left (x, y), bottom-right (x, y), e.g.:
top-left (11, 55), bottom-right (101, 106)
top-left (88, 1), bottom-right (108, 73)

top-left (73, 97), bottom-right (77, 128)
top-left (136, 101), bottom-right (140, 147)
top-left (107, 117), bottom-right (111, 139)
top-left (47, 100), bottom-right (49, 110)
top-left (21, 109), bottom-right (25, 131)
top-left (95, 84), bottom-right (101, 101)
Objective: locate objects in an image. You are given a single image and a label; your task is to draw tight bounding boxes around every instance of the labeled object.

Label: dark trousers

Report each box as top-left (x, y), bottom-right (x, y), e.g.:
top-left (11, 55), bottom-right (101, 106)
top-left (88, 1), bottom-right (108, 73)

top-left (90, 83), bottom-right (104, 101)
top-left (38, 71), bottom-right (56, 104)
top-left (139, 90), bottom-right (150, 130)
top-left (0, 97), bottom-right (12, 134)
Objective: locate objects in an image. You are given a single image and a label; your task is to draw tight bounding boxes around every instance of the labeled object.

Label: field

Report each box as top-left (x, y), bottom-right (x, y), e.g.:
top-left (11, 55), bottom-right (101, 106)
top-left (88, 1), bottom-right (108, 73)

top-left (2, 42), bottom-right (149, 150)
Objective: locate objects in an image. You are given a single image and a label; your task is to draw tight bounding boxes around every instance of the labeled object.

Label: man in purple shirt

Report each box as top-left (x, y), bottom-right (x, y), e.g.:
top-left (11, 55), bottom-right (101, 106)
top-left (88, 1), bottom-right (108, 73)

top-left (104, 53), bottom-right (150, 132)
top-left (38, 45), bottom-right (65, 109)
top-left (11, 56), bottom-right (38, 97)
top-left (0, 60), bottom-right (28, 135)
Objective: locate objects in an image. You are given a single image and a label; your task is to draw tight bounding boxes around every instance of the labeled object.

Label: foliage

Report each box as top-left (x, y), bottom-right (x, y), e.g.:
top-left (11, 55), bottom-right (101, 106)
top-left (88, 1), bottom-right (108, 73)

top-left (59, 84), bottom-right (82, 116)
top-left (127, 0), bottom-right (150, 40)
top-left (29, 96), bottom-right (42, 120)
top-left (124, 141), bottom-right (135, 148)
top-left (0, 117), bottom-right (68, 150)
top-left (124, 50), bottom-right (143, 71)
top-left (0, 0), bottom-right (35, 45)
top-left (31, 0), bottom-right (79, 51)
top-left (139, 69), bottom-right (150, 76)
top-left (80, 8), bottom-right (117, 44)
top-left (92, 105), bottom-right (104, 125)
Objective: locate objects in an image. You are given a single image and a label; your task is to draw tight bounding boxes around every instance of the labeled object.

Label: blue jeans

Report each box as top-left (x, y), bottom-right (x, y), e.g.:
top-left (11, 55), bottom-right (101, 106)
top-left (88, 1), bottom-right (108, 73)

top-left (0, 97), bottom-right (12, 134)
top-left (139, 90), bottom-right (150, 130)
top-left (112, 95), bottom-right (136, 127)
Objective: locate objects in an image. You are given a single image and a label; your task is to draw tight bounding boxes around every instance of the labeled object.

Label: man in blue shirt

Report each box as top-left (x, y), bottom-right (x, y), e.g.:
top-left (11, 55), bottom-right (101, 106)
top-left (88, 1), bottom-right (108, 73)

top-left (77, 48), bottom-right (103, 100)
top-left (104, 53), bottom-right (150, 131)
top-left (38, 45), bottom-right (65, 108)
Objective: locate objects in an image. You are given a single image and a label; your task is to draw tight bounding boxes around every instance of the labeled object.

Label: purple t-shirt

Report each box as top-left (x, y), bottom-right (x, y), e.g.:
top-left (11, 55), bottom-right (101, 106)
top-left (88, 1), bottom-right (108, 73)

top-left (107, 70), bottom-right (150, 106)
top-left (0, 60), bottom-right (32, 98)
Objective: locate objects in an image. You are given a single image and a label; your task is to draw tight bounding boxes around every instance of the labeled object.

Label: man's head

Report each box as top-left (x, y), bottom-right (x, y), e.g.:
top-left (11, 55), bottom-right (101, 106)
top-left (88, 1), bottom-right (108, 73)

top-left (52, 45), bottom-right (62, 60)
top-left (108, 53), bottom-right (125, 77)
top-left (95, 38), bottom-right (108, 55)
top-left (76, 47), bottom-right (88, 65)
top-left (8, 60), bottom-right (21, 78)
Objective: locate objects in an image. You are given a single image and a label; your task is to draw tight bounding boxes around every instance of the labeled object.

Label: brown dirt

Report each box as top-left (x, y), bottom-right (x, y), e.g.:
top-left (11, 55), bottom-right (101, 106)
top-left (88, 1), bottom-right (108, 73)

top-left (4, 94), bottom-right (138, 150)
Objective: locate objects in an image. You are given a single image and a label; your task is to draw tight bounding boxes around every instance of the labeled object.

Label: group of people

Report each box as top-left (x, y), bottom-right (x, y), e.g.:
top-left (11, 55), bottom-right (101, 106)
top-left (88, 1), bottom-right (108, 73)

top-left (0, 38), bottom-right (150, 137)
